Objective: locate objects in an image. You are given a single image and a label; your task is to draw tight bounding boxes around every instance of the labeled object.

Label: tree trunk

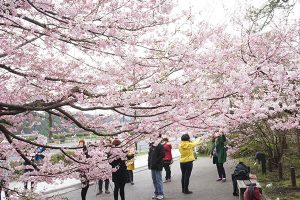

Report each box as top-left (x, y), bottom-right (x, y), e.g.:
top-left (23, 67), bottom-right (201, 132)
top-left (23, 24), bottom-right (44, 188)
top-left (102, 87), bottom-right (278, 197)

top-left (278, 162), bottom-right (283, 180)
top-left (48, 113), bottom-right (53, 140)
top-left (297, 129), bottom-right (300, 154)
top-left (268, 158), bottom-right (273, 172)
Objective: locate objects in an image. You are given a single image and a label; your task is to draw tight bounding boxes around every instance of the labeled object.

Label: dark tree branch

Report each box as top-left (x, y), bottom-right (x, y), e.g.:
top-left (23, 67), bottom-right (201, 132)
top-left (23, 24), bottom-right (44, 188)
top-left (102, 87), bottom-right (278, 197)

top-left (0, 64), bottom-right (89, 84)
top-left (56, 108), bottom-right (134, 136)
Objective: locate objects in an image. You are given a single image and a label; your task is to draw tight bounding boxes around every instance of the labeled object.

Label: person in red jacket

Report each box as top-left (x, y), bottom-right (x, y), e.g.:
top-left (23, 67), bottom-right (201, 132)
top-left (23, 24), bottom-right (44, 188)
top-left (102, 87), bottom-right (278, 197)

top-left (162, 138), bottom-right (173, 183)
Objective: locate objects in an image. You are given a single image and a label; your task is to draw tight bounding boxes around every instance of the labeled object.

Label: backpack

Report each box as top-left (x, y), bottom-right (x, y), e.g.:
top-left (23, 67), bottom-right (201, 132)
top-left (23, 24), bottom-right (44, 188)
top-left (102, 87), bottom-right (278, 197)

top-left (244, 184), bottom-right (262, 200)
top-left (234, 169), bottom-right (249, 180)
top-left (233, 162), bottom-right (250, 180)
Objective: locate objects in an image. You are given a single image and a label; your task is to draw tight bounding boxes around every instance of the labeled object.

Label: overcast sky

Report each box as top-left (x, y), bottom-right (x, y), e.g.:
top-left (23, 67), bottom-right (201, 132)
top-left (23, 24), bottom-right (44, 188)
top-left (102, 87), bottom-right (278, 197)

top-left (181, 0), bottom-right (300, 26)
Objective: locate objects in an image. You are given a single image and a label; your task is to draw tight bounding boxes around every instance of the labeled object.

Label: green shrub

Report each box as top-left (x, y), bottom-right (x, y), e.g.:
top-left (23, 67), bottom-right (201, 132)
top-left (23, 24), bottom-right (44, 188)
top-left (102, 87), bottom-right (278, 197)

top-left (50, 151), bottom-right (75, 164)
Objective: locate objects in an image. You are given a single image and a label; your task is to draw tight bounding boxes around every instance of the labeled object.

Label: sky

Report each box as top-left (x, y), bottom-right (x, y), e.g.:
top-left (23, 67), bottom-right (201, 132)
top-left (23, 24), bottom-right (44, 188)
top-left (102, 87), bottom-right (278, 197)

top-left (181, 0), bottom-right (300, 26)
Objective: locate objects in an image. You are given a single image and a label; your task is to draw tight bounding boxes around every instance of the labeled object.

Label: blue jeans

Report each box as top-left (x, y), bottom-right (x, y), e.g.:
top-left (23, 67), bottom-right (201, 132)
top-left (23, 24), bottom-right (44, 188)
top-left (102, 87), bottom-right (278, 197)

top-left (151, 170), bottom-right (164, 196)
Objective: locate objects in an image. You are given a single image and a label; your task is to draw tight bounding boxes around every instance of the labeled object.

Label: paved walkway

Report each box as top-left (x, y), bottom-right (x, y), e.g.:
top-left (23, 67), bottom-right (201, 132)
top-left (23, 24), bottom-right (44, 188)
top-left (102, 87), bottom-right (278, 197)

top-left (58, 157), bottom-right (238, 200)
top-left (9, 150), bottom-right (180, 194)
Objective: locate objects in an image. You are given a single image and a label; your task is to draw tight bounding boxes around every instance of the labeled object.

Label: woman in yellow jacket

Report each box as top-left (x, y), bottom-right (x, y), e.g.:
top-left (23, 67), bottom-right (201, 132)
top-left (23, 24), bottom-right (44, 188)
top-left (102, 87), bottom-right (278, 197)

top-left (179, 134), bottom-right (200, 194)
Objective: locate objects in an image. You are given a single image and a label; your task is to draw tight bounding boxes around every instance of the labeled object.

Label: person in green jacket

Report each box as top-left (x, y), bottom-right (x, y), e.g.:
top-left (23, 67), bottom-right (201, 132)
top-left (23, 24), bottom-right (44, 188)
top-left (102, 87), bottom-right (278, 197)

top-left (211, 132), bottom-right (227, 182)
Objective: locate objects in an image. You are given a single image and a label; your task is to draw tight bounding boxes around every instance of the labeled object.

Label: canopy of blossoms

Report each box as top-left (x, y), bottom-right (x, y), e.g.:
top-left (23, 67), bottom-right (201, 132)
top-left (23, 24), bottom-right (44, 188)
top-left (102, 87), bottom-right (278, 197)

top-left (0, 0), bottom-right (299, 197)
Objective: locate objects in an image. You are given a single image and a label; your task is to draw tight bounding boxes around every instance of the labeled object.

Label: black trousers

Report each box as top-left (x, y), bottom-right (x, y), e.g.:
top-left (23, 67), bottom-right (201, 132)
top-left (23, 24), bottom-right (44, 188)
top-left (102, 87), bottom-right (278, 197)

top-left (232, 174), bottom-right (238, 193)
top-left (128, 170), bottom-right (133, 182)
top-left (180, 161), bottom-right (193, 192)
top-left (99, 179), bottom-right (109, 191)
top-left (163, 161), bottom-right (171, 180)
top-left (216, 163), bottom-right (226, 178)
top-left (114, 182), bottom-right (125, 200)
top-left (81, 185), bottom-right (89, 200)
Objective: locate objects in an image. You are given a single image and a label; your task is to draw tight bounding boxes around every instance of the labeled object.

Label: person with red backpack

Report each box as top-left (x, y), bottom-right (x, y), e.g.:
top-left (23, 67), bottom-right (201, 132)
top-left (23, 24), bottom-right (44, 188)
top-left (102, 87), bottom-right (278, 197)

top-left (244, 184), bottom-right (262, 200)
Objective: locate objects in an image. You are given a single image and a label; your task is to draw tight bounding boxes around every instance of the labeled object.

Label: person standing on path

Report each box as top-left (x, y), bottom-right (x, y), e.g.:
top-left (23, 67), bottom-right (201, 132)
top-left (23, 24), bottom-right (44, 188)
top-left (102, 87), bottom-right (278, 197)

top-left (78, 139), bottom-right (90, 200)
top-left (79, 172), bottom-right (89, 200)
top-left (110, 139), bottom-right (128, 200)
top-left (23, 153), bottom-right (35, 190)
top-left (97, 139), bottom-right (112, 195)
top-left (126, 150), bottom-right (135, 185)
top-left (162, 138), bottom-right (173, 183)
top-left (148, 138), bottom-right (165, 200)
top-left (211, 132), bottom-right (227, 182)
top-left (179, 134), bottom-right (200, 194)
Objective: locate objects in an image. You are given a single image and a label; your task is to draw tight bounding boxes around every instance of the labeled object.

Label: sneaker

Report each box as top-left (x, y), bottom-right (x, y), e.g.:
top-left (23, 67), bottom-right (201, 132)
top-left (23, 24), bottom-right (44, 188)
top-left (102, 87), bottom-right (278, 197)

top-left (105, 190), bottom-right (110, 194)
top-left (216, 178), bottom-right (222, 181)
top-left (233, 192), bottom-right (238, 196)
top-left (221, 178), bottom-right (226, 182)
top-left (156, 195), bottom-right (164, 199)
top-left (131, 182), bottom-right (134, 185)
top-left (152, 195), bottom-right (157, 199)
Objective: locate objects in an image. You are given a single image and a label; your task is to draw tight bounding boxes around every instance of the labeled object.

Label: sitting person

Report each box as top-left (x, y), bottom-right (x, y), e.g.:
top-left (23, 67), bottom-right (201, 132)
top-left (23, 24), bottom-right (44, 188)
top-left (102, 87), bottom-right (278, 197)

top-left (232, 162), bottom-right (250, 196)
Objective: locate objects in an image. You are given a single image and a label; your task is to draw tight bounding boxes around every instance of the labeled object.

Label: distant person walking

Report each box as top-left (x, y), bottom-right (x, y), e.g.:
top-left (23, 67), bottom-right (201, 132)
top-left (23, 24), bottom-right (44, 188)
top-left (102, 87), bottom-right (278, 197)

top-left (179, 134), bottom-right (200, 194)
top-left (211, 132), bottom-right (227, 182)
top-left (148, 138), bottom-right (165, 200)
top-left (162, 138), bottom-right (173, 183)
top-left (110, 139), bottom-right (128, 200)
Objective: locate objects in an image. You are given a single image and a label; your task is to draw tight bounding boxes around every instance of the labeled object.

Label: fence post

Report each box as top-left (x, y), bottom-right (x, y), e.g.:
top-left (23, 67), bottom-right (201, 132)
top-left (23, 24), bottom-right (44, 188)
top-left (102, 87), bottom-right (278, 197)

top-left (268, 159), bottom-right (273, 172)
top-left (278, 163), bottom-right (283, 180)
top-left (262, 158), bottom-right (267, 174)
top-left (290, 167), bottom-right (297, 187)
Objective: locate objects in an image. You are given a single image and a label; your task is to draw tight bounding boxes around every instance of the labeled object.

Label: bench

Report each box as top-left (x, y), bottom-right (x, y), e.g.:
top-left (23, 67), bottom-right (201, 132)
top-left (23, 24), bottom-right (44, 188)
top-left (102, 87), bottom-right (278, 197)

top-left (237, 179), bottom-right (262, 200)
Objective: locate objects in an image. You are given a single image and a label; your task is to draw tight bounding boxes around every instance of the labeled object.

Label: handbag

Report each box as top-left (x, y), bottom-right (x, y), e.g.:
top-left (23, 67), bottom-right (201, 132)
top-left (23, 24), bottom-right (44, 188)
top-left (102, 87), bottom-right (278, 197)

top-left (193, 151), bottom-right (198, 159)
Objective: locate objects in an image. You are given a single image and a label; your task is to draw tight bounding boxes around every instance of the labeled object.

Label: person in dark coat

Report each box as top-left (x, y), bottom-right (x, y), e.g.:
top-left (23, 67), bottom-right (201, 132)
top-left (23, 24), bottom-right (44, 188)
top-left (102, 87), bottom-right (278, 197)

top-left (211, 133), bottom-right (227, 182)
top-left (148, 139), bottom-right (165, 200)
top-left (110, 139), bottom-right (128, 200)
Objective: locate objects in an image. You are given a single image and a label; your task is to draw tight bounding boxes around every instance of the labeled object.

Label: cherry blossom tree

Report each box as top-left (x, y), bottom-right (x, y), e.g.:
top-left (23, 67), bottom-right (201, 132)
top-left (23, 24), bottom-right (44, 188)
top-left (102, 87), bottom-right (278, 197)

top-left (0, 0), bottom-right (299, 198)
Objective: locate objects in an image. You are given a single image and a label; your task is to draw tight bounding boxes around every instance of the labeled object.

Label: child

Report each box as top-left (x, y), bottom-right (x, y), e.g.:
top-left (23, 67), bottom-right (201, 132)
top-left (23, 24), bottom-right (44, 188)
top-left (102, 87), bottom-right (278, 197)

top-left (126, 150), bottom-right (135, 185)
